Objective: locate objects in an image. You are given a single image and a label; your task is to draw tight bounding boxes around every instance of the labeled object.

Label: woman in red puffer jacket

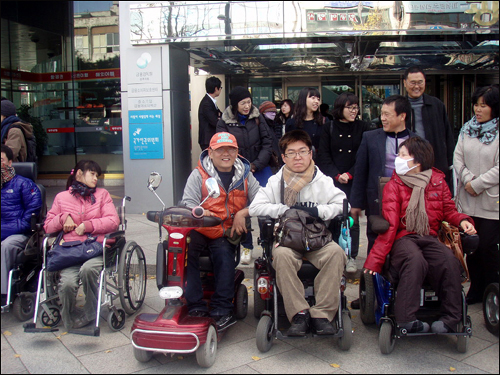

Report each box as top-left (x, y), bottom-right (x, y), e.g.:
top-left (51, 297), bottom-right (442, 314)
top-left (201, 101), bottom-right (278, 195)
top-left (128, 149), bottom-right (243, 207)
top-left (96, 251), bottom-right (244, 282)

top-left (364, 137), bottom-right (476, 335)
top-left (44, 160), bottom-right (119, 331)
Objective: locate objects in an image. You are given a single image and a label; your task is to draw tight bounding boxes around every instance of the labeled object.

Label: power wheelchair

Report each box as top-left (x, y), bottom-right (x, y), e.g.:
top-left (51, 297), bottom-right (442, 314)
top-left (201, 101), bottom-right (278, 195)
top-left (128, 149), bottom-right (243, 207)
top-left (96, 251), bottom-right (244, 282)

top-left (24, 195), bottom-right (147, 336)
top-left (359, 177), bottom-right (480, 354)
top-left (253, 199), bottom-right (353, 353)
top-left (1, 162), bottom-right (46, 321)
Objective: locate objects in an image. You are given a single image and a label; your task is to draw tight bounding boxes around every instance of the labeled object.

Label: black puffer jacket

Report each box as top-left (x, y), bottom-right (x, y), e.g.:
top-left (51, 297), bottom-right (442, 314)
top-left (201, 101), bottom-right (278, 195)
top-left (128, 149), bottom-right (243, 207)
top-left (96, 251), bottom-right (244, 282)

top-left (216, 105), bottom-right (272, 172)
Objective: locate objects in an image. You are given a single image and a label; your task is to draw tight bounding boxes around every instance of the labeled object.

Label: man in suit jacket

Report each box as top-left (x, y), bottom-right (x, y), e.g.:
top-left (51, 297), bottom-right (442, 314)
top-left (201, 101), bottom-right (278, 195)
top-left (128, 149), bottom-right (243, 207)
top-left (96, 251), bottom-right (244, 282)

top-left (198, 77), bottom-right (222, 150)
top-left (350, 95), bottom-right (415, 252)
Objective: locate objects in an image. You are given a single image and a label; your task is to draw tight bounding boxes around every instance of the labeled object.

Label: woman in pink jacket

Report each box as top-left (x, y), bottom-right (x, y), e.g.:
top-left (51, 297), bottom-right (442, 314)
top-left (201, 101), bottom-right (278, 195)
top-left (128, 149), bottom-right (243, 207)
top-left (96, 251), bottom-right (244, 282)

top-left (44, 160), bottom-right (119, 330)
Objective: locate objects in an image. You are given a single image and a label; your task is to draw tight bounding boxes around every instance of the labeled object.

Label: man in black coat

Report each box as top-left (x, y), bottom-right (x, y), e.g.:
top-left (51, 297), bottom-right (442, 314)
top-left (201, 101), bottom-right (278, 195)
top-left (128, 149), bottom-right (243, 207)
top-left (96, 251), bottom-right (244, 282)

top-left (198, 77), bottom-right (222, 150)
top-left (403, 67), bottom-right (455, 190)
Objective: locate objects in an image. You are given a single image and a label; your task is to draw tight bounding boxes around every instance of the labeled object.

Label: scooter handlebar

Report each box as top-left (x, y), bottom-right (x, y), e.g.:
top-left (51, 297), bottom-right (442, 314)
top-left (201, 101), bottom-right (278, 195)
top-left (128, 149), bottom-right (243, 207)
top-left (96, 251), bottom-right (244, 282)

top-left (146, 208), bottom-right (222, 227)
top-left (192, 206), bottom-right (204, 218)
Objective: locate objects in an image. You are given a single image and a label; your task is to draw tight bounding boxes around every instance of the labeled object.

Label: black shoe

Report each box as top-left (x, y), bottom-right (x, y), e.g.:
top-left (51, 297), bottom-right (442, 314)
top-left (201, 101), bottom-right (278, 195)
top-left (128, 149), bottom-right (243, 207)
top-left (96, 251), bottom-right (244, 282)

top-left (312, 318), bottom-right (335, 335)
top-left (214, 314), bottom-right (236, 331)
top-left (350, 298), bottom-right (360, 310)
top-left (189, 310), bottom-right (210, 318)
top-left (287, 310), bottom-right (310, 336)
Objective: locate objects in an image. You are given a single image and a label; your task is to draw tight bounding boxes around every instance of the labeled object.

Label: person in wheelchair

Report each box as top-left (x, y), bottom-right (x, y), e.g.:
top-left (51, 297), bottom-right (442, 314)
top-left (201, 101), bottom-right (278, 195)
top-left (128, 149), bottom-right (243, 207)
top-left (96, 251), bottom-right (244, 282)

top-left (1, 145), bottom-right (42, 306)
top-left (363, 136), bottom-right (477, 334)
top-left (44, 160), bottom-right (119, 330)
top-left (249, 130), bottom-right (347, 336)
top-left (181, 132), bottom-right (260, 331)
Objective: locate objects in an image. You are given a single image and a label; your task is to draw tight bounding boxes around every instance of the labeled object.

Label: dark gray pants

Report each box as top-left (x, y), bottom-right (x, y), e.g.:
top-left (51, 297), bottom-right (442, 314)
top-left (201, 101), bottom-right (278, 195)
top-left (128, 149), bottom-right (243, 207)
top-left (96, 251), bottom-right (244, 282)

top-left (390, 235), bottom-right (462, 328)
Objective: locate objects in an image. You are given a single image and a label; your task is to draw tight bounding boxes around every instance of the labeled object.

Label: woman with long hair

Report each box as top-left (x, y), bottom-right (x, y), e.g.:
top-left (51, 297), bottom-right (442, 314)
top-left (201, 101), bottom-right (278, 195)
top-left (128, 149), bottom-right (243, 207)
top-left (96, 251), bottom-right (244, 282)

top-left (285, 88), bottom-right (324, 158)
top-left (44, 160), bottom-right (119, 330)
top-left (276, 99), bottom-right (294, 139)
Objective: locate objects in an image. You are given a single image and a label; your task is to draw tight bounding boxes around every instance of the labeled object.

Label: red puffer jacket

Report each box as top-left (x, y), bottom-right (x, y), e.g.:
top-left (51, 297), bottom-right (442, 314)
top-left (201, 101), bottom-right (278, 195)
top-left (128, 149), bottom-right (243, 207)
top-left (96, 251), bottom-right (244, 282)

top-left (364, 168), bottom-right (473, 274)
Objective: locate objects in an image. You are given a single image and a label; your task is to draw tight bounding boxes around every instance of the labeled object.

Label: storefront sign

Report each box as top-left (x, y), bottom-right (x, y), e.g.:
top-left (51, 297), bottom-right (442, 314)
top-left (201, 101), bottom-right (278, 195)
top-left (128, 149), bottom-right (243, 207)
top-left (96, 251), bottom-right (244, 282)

top-left (128, 83), bottom-right (162, 97)
top-left (0, 68), bottom-right (120, 83)
top-left (128, 109), bottom-right (164, 159)
top-left (127, 97), bottom-right (163, 110)
top-left (126, 48), bottom-right (162, 84)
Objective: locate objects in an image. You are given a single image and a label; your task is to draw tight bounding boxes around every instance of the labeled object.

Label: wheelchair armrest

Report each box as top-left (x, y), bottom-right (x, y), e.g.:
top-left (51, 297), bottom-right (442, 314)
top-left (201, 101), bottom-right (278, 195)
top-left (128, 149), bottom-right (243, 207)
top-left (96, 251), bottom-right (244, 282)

top-left (104, 231), bottom-right (125, 240)
top-left (369, 215), bottom-right (390, 234)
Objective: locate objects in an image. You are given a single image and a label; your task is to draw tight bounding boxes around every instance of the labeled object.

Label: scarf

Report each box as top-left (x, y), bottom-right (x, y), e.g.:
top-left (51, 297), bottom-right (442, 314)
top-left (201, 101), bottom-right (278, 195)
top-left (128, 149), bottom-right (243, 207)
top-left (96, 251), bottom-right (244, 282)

top-left (399, 169), bottom-right (432, 236)
top-left (1, 165), bottom-right (16, 188)
top-left (461, 116), bottom-right (498, 145)
top-left (70, 180), bottom-right (97, 204)
top-left (282, 160), bottom-right (316, 207)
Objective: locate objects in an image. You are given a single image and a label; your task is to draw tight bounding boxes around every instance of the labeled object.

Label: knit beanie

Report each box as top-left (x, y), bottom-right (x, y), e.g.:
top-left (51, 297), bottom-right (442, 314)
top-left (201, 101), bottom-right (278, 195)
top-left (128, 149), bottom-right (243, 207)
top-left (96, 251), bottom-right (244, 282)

top-left (259, 101), bottom-right (277, 114)
top-left (229, 86), bottom-right (252, 110)
top-left (1, 100), bottom-right (16, 117)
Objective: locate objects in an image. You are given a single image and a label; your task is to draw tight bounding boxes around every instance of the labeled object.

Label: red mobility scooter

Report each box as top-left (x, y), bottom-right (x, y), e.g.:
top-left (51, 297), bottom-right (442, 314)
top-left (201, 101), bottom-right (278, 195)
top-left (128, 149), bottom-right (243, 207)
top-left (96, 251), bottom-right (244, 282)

top-left (131, 172), bottom-right (248, 368)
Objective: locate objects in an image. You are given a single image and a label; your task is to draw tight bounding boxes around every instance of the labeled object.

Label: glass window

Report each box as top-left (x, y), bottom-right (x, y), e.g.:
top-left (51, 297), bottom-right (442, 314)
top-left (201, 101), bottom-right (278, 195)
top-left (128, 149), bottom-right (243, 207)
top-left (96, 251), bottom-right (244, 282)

top-left (361, 78), bottom-right (400, 128)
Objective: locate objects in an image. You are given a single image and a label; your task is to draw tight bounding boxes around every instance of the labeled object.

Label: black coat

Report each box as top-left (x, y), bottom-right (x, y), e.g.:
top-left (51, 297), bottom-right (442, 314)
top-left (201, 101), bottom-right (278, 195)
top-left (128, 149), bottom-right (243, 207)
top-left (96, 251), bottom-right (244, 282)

top-left (198, 94), bottom-right (222, 150)
top-left (405, 93), bottom-right (454, 187)
top-left (317, 118), bottom-right (370, 196)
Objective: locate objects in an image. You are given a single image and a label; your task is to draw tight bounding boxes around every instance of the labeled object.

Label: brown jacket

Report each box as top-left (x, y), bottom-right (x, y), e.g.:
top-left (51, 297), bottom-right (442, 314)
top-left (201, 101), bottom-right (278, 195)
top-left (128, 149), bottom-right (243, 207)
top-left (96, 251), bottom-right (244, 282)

top-left (4, 121), bottom-right (33, 162)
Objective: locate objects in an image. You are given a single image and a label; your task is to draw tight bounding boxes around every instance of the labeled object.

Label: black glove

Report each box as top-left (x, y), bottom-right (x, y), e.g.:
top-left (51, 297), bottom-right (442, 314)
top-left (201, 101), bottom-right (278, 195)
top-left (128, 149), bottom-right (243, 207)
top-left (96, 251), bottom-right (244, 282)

top-left (291, 204), bottom-right (318, 217)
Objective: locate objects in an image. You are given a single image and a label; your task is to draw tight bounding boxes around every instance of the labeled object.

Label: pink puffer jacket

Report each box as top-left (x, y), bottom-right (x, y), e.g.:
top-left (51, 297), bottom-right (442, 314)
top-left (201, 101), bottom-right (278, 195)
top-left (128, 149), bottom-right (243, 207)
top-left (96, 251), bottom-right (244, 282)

top-left (44, 188), bottom-right (120, 243)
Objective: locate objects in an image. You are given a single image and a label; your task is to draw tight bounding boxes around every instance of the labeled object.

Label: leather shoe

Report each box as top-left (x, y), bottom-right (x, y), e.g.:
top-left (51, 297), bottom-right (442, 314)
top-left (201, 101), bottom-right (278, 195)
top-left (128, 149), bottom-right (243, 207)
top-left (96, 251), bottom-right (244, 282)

top-left (287, 310), bottom-right (310, 336)
top-left (350, 298), bottom-right (360, 309)
top-left (312, 318), bottom-right (335, 335)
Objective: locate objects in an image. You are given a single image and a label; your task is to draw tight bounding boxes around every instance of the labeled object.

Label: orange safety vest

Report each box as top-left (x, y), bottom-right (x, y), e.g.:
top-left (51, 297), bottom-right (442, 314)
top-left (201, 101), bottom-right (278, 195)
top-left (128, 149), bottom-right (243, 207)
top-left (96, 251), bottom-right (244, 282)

top-left (195, 164), bottom-right (249, 239)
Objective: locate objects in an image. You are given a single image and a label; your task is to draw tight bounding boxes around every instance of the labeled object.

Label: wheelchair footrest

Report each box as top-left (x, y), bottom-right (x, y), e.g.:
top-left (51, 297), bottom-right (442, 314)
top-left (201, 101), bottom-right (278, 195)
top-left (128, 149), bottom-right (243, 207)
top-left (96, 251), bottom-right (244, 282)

top-left (23, 323), bottom-right (59, 333)
top-left (68, 327), bottom-right (100, 337)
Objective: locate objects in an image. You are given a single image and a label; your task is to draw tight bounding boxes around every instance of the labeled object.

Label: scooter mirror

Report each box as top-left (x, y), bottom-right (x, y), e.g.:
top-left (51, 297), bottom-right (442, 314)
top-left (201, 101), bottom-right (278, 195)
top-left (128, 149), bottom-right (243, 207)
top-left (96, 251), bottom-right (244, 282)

top-left (205, 177), bottom-right (220, 199)
top-left (148, 172), bottom-right (162, 192)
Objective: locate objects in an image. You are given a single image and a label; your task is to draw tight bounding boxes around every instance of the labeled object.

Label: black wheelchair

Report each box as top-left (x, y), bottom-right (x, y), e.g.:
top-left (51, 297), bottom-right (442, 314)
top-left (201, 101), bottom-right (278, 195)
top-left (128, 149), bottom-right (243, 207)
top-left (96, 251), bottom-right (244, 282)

top-left (253, 200), bottom-right (353, 353)
top-left (24, 195), bottom-right (148, 336)
top-left (1, 162), bottom-right (46, 322)
top-left (359, 177), bottom-right (479, 354)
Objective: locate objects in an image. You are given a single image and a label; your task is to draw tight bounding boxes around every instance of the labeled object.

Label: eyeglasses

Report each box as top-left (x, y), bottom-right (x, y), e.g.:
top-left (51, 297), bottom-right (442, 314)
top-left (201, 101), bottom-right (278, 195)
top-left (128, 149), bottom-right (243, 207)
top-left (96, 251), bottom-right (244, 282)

top-left (407, 80), bottom-right (425, 87)
top-left (284, 150), bottom-right (311, 159)
top-left (346, 105), bottom-right (359, 112)
top-left (212, 147), bottom-right (238, 155)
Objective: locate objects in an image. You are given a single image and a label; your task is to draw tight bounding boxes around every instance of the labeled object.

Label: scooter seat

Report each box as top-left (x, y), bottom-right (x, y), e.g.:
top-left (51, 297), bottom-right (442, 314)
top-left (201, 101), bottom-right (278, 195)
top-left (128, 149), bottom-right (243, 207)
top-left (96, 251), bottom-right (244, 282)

top-left (297, 261), bottom-right (319, 281)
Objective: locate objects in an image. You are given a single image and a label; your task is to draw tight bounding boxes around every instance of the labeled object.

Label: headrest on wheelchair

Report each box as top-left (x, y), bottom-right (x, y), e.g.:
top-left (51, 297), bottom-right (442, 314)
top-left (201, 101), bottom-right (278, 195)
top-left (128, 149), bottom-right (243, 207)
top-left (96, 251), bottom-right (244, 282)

top-left (12, 162), bottom-right (38, 181)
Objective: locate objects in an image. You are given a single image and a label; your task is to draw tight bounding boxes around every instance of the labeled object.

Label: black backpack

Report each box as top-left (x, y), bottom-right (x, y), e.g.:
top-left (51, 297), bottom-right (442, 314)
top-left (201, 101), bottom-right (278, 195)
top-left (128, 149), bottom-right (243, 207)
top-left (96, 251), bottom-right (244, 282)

top-left (4, 123), bottom-right (38, 163)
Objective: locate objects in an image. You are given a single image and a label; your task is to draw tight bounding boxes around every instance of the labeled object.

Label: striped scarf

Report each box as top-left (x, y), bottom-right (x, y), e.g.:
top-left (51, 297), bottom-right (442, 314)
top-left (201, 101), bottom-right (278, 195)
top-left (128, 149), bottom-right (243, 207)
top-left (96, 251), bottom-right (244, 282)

top-left (1, 165), bottom-right (16, 188)
top-left (282, 160), bottom-right (316, 207)
top-left (399, 169), bottom-right (432, 236)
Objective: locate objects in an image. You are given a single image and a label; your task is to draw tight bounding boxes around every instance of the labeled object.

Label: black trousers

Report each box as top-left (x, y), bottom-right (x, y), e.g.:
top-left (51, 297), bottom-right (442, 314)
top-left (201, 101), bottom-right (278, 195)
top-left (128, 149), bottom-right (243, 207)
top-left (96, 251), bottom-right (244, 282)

top-left (467, 217), bottom-right (499, 299)
top-left (390, 235), bottom-right (462, 328)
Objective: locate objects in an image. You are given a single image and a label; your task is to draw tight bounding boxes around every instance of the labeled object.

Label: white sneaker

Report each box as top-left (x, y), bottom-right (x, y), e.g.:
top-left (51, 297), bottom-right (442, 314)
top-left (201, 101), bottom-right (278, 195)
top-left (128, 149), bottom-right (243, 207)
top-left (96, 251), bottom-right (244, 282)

top-left (240, 247), bottom-right (252, 265)
top-left (346, 258), bottom-right (357, 273)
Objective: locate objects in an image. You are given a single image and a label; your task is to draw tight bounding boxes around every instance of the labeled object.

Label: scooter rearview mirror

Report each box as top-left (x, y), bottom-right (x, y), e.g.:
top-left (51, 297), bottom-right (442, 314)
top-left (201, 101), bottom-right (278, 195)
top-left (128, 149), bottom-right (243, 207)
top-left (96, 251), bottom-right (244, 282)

top-left (148, 172), bottom-right (162, 192)
top-left (205, 177), bottom-right (220, 199)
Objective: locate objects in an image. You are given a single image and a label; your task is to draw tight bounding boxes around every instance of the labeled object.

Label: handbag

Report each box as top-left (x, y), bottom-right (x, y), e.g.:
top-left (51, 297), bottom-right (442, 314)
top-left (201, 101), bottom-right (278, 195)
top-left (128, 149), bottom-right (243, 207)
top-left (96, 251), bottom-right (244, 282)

top-left (46, 231), bottom-right (104, 272)
top-left (274, 176), bottom-right (332, 253)
top-left (438, 221), bottom-right (469, 282)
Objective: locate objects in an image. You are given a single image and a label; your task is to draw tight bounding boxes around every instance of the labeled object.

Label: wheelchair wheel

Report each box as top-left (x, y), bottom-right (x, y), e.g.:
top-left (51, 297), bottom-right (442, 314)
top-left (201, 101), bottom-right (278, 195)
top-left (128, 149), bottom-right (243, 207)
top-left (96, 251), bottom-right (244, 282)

top-left (196, 325), bottom-right (217, 368)
top-left (41, 305), bottom-right (61, 327)
top-left (134, 347), bottom-right (153, 363)
top-left (12, 293), bottom-right (35, 322)
top-left (234, 284), bottom-right (248, 319)
top-left (360, 272), bottom-right (375, 325)
top-left (338, 311), bottom-right (352, 351)
top-left (256, 315), bottom-right (274, 353)
top-left (379, 320), bottom-right (396, 354)
top-left (108, 308), bottom-right (126, 331)
top-left (483, 283), bottom-right (499, 336)
top-left (118, 241), bottom-right (147, 315)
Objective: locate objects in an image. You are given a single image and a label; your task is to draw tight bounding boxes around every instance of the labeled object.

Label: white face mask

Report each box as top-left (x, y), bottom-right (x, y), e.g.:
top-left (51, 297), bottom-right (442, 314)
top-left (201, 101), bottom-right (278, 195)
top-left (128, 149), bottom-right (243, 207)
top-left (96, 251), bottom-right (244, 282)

top-left (395, 156), bottom-right (417, 175)
top-left (264, 112), bottom-right (276, 121)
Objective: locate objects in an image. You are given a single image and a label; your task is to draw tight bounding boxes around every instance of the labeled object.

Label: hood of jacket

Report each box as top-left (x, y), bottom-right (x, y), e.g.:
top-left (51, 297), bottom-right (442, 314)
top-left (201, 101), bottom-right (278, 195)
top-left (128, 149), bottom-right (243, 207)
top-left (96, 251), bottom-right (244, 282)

top-left (1, 116), bottom-right (34, 141)
top-left (197, 148), bottom-right (251, 192)
top-left (221, 105), bottom-right (260, 125)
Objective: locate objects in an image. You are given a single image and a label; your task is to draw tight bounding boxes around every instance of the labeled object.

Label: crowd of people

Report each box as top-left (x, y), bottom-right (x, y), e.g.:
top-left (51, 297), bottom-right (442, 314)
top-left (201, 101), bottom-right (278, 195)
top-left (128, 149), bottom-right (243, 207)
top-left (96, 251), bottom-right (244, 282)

top-left (1, 66), bottom-right (498, 337)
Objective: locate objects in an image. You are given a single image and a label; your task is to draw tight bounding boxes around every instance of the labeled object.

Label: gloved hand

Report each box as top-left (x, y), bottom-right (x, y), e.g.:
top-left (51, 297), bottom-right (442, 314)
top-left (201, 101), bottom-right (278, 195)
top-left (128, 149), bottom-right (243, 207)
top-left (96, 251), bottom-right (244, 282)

top-left (291, 204), bottom-right (318, 217)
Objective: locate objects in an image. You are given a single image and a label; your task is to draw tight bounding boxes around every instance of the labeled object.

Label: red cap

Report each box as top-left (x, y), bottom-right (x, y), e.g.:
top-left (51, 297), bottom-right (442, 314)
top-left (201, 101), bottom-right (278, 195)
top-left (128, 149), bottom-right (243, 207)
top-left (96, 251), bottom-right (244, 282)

top-left (209, 132), bottom-right (238, 150)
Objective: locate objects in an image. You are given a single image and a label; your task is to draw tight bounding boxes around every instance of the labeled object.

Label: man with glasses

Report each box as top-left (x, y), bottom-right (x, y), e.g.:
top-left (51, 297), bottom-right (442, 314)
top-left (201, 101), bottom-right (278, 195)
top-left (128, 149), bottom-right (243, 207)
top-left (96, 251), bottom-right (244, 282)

top-left (403, 66), bottom-right (455, 189)
top-left (182, 132), bottom-right (260, 331)
top-left (250, 130), bottom-right (347, 336)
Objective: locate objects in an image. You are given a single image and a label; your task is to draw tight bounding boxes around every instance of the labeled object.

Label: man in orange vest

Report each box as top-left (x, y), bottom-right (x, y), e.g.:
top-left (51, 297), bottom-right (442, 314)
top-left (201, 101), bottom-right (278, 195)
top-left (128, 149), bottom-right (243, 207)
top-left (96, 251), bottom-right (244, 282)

top-left (181, 132), bottom-right (260, 331)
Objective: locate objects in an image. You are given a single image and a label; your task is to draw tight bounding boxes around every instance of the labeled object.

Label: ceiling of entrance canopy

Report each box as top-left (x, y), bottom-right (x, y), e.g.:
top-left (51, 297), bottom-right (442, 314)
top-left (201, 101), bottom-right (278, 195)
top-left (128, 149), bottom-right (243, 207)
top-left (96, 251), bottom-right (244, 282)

top-left (129, 1), bottom-right (499, 76)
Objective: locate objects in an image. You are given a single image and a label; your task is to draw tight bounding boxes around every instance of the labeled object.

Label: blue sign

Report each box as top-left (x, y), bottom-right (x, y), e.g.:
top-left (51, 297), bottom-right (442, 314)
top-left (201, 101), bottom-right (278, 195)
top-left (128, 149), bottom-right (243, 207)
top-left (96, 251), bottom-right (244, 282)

top-left (129, 109), bottom-right (164, 159)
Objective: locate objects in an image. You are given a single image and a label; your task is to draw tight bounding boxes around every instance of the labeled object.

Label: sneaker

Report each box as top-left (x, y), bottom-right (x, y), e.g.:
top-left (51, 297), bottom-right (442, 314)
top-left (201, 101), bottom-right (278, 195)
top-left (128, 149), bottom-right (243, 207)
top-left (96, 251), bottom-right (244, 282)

top-left (312, 318), bottom-right (335, 335)
top-left (287, 310), bottom-right (310, 336)
top-left (431, 320), bottom-right (453, 334)
top-left (400, 320), bottom-right (430, 333)
top-left (240, 247), bottom-right (252, 265)
top-left (214, 314), bottom-right (236, 331)
top-left (346, 258), bottom-right (357, 273)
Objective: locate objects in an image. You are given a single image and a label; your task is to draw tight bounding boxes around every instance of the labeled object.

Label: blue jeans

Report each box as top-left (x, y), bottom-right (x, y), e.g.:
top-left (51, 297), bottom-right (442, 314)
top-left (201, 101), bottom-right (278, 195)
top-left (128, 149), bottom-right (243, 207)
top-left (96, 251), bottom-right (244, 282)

top-left (185, 231), bottom-right (236, 317)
